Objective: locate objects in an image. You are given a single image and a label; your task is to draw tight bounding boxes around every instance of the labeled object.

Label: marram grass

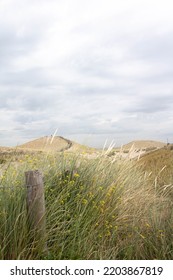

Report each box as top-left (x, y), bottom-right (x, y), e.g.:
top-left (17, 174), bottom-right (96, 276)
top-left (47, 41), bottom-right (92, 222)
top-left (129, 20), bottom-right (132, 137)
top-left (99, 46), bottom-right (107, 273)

top-left (0, 151), bottom-right (172, 259)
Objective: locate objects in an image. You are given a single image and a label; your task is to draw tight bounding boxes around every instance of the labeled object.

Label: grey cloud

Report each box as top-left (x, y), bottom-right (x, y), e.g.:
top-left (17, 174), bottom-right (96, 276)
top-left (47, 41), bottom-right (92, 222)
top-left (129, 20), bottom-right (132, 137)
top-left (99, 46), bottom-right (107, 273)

top-left (0, 88), bottom-right (63, 112)
top-left (0, 68), bottom-right (50, 87)
top-left (0, 26), bottom-right (43, 69)
top-left (1, 0), bottom-right (173, 147)
top-left (124, 94), bottom-right (173, 114)
top-left (132, 31), bottom-right (173, 63)
top-left (71, 51), bottom-right (114, 80)
top-left (57, 114), bottom-right (139, 136)
top-left (139, 71), bottom-right (173, 85)
top-left (14, 111), bottom-right (48, 125)
top-left (127, 31), bottom-right (173, 86)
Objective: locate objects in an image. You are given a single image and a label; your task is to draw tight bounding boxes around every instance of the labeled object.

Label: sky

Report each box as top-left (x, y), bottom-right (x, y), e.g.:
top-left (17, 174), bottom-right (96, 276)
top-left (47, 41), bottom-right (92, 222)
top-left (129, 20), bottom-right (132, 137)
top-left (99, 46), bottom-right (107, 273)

top-left (0, 0), bottom-right (173, 148)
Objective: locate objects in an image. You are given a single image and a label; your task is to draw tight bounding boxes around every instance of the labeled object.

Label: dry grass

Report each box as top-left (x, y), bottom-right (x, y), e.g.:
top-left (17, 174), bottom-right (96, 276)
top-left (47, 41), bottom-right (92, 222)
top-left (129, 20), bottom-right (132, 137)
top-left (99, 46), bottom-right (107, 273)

top-left (0, 151), bottom-right (173, 260)
top-left (136, 147), bottom-right (173, 187)
top-left (0, 137), bottom-right (173, 259)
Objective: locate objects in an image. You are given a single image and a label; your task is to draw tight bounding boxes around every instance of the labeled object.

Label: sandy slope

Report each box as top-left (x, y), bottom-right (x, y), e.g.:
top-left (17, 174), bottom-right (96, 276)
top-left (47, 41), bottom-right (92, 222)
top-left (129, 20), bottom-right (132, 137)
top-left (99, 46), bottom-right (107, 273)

top-left (122, 140), bottom-right (166, 150)
top-left (18, 136), bottom-right (95, 153)
top-left (18, 136), bottom-right (72, 152)
top-left (0, 138), bottom-right (168, 160)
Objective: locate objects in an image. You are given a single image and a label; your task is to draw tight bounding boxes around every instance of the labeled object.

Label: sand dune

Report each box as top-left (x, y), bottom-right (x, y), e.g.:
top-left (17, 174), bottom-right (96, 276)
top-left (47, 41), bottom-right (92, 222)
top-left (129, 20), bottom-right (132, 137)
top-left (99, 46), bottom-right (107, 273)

top-left (0, 138), bottom-right (168, 158)
top-left (18, 136), bottom-right (72, 152)
top-left (18, 136), bottom-right (95, 153)
top-left (122, 140), bottom-right (166, 150)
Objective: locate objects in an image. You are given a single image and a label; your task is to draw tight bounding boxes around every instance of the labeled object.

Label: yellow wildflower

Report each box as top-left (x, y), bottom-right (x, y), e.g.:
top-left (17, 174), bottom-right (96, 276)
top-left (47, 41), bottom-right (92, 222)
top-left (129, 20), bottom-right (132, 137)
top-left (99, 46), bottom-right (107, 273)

top-left (82, 199), bottom-right (88, 205)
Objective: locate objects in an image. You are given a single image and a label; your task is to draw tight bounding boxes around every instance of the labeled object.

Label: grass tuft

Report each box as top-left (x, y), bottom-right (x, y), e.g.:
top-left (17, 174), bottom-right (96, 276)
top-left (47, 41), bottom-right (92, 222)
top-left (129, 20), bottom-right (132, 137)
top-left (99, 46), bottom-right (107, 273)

top-left (0, 150), bottom-right (173, 259)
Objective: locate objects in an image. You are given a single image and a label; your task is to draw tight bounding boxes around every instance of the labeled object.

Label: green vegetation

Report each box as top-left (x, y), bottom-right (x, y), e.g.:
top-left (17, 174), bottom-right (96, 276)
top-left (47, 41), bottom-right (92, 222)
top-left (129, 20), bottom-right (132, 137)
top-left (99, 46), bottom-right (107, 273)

top-left (0, 150), bottom-right (173, 259)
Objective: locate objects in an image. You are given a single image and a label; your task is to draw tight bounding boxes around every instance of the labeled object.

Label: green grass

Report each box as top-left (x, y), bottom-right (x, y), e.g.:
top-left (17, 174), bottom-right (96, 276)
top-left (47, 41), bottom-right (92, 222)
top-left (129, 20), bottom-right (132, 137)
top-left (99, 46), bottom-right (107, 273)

top-left (0, 150), bottom-right (173, 259)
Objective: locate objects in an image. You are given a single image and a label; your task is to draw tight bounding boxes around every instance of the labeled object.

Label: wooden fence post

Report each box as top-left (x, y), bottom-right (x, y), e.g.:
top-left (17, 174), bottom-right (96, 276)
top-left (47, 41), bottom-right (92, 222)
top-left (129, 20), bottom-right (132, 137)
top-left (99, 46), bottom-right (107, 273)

top-left (25, 170), bottom-right (46, 251)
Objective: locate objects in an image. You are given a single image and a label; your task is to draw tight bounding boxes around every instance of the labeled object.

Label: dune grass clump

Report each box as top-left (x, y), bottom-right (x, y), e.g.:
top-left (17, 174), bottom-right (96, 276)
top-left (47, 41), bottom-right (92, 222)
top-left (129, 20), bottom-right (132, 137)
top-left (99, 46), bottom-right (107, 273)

top-left (0, 151), bottom-right (172, 259)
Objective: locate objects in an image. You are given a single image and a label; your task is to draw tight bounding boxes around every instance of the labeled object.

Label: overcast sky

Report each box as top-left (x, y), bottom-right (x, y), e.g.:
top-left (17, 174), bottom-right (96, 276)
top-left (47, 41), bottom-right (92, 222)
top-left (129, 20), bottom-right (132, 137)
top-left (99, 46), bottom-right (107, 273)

top-left (0, 0), bottom-right (173, 148)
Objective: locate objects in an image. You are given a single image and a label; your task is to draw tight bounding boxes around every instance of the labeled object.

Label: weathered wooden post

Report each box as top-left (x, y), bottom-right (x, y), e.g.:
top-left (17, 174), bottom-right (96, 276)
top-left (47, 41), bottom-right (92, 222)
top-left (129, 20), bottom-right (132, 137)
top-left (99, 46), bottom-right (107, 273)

top-left (25, 170), bottom-right (47, 252)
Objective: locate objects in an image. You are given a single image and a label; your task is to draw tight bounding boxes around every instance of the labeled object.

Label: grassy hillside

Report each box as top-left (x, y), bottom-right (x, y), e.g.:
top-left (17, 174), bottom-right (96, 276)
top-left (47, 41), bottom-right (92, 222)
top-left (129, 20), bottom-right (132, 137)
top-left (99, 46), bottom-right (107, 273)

top-left (0, 148), bottom-right (173, 259)
top-left (137, 146), bottom-right (173, 187)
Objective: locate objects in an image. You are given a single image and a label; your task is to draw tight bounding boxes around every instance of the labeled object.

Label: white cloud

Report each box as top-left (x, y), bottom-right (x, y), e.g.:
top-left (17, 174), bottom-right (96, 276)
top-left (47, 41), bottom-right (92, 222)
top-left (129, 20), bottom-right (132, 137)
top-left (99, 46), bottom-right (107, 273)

top-left (0, 0), bottom-right (173, 147)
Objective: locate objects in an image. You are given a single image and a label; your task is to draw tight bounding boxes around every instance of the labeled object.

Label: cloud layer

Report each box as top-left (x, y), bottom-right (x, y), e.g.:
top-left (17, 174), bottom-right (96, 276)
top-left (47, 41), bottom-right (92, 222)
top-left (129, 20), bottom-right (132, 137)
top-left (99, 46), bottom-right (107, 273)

top-left (0, 0), bottom-right (173, 147)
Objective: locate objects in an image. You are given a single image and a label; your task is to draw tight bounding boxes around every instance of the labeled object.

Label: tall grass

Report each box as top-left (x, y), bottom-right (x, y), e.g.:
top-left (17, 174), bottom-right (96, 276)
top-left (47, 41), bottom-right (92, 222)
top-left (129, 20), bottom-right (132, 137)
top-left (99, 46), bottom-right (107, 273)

top-left (0, 151), bottom-right (172, 259)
